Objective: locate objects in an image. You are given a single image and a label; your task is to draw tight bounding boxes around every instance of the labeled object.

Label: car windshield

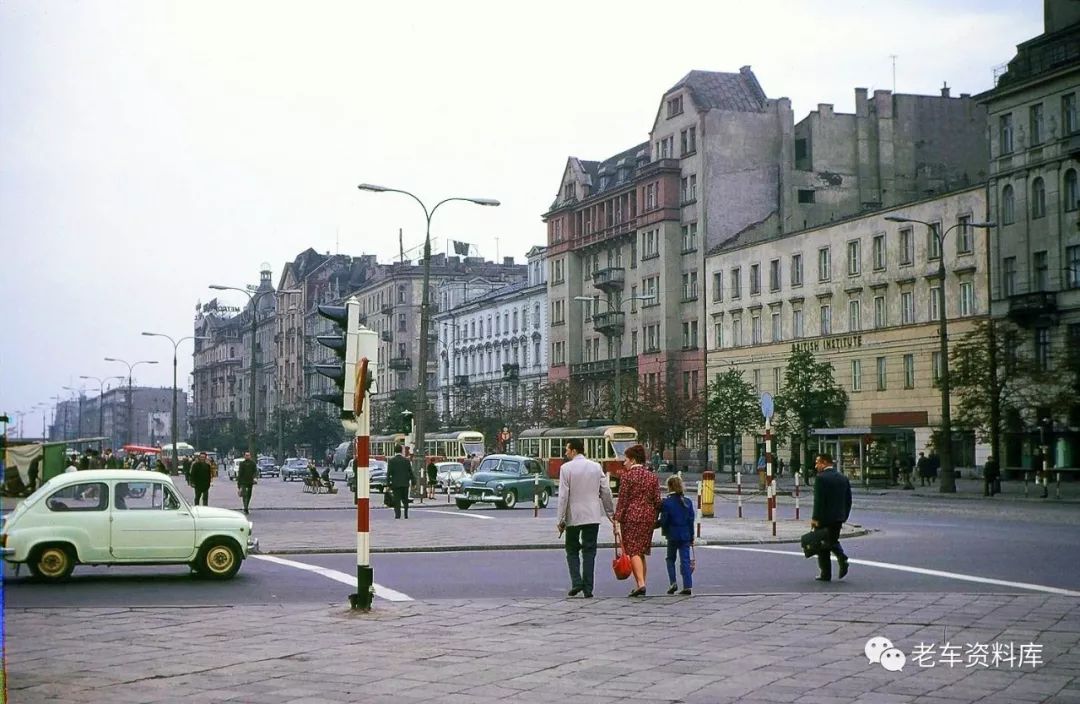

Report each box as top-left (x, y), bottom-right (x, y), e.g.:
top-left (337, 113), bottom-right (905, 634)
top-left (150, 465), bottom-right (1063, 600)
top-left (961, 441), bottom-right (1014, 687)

top-left (476, 458), bottom-right (522, 474)
top-left (257, 458), bottom-right (275, 466)
top-left (285, 459), bottom-right (308, 468)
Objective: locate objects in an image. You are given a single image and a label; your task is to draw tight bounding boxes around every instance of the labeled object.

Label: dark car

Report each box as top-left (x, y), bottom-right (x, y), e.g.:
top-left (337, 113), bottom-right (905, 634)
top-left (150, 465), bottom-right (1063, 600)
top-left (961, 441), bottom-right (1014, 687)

top-left (346, 459), bottom-right (388, 494)
top-left (455, 454), bottom-right (554, 510)
top-left (256, 456), bottom-right (279, 478)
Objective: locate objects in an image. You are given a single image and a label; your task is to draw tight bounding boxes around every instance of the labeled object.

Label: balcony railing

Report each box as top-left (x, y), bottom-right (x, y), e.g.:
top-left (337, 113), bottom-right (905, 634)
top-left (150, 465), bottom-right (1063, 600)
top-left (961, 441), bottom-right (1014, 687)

top-left (593, 267), bottom-right (626, 292)
top-left (1007, 290), bottom-right (1058, 326)
top-left (593, 311), bottom-right (625, 336)
top-left (388, 357), bottom-right (412, 371)
top-left (454, 375), bottom-right (470, 387)
top-left (570, 356), bottom-right (639, 378)
top-left (380, 330), bottom-right (393, 342)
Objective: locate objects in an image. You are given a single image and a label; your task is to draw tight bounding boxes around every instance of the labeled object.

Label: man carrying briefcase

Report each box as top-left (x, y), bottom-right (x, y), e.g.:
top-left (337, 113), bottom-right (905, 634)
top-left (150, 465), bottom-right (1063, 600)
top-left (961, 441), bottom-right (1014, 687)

top-left (808, 452), bottom-right (851, 582)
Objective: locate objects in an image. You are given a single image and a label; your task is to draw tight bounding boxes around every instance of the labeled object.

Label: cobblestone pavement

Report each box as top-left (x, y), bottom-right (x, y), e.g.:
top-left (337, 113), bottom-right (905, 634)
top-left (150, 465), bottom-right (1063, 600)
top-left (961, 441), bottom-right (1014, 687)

top-left (6, 593), bottom-right (1079, 704)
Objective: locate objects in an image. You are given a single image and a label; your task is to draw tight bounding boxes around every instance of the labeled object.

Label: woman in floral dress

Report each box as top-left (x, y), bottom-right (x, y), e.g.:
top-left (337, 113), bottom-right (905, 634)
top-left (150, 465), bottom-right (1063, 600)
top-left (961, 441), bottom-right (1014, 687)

top-left (614, 443), bottom-right (661, 596)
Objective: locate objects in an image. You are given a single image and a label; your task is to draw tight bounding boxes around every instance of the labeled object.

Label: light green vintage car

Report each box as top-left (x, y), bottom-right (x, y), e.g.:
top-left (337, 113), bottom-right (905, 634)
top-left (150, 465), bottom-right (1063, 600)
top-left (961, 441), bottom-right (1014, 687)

top-left (455, 454), bottom-right (554, 510)
top-left (1, 470), bottom-right (257, 582)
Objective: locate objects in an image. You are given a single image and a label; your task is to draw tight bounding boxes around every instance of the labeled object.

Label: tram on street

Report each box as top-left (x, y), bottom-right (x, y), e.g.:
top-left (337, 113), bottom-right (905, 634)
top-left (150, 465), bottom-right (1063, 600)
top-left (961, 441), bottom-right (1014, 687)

top-left (517, 424), bottom-right (638, 490)
top-left (423, 430), bottom-right (485, 463)
top-left (370, 433), bottom-right (406, 461)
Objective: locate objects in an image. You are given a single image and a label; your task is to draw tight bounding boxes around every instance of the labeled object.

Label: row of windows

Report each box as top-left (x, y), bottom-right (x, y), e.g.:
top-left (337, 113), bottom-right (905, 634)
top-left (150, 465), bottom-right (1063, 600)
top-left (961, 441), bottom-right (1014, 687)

top-left (714, 284), bottom-right (976, 348)
top-left (1001, 245), bottom-right (1080, 295)
top-left (1000, 169), bottom-right (1080, 224)
top-left (711, 217), bottom-right (975, 302)
top-left (997, 93), bottom-right (1077, 156)
top-left (448, 341), bottom-right (543, 377)
top-left (453, 304), bottom-right (543, 341)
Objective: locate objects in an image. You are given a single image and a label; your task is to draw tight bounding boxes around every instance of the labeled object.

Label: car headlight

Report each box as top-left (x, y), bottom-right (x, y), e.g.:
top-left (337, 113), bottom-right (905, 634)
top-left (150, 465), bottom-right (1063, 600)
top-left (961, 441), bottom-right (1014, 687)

top-left (495, 483), bottom-right (504, 491)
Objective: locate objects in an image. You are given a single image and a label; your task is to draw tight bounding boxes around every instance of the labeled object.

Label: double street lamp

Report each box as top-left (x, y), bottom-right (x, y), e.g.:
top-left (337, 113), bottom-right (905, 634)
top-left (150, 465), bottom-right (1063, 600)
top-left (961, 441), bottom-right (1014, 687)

top-left (884, 214), bottom-right (995, 493)
top-left (79, 375), bottom-right (126, 441)
top-left (142, 332), bottom-right (207, 471)
top-left (357, 183), bottom-right (499, 481)
top-left (104, 358), bottom-right (159, 446)
top-left (573, 294), bottom-right (655, 423)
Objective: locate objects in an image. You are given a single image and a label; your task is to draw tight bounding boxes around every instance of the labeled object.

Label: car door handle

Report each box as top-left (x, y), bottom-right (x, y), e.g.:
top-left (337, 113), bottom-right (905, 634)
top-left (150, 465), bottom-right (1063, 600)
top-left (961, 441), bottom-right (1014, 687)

top-left (177, 511), bottom-right (191, 517)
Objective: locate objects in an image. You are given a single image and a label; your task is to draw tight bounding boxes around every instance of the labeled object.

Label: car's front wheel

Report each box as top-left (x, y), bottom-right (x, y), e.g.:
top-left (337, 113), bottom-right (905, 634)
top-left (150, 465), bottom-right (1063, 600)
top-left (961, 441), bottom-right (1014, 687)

top-left (28, 543), bottom-right (76, 582)
top-left (537, 488), bottom-right (550, 508)
top-left (194, 539), bottom-right (242, 580)
top-left (455, 499), bottom-right (472, 510)
top-left (499, 490), bottom-right (517, 509)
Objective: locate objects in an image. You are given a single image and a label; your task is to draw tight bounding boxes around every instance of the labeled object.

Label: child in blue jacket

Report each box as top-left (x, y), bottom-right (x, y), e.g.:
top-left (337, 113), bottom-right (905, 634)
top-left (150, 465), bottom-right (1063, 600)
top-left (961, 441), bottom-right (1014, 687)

top-left (659, 475), bottom-right (695, 595)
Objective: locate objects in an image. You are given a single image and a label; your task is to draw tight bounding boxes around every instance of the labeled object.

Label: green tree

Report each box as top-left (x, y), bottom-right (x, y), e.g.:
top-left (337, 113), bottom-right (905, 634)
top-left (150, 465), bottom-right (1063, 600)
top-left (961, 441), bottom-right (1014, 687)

top-left (775, 349), bottom-right (848, 473)
top-left (705, 368), bottom-right (760, 479)
top-left (624, 372), bottom-right (704, 459)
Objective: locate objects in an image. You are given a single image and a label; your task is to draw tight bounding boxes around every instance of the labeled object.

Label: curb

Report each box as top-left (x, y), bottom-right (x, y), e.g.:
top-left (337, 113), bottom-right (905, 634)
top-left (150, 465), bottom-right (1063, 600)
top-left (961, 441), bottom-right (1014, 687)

top-left (256, 527), bottom-right (874, 555)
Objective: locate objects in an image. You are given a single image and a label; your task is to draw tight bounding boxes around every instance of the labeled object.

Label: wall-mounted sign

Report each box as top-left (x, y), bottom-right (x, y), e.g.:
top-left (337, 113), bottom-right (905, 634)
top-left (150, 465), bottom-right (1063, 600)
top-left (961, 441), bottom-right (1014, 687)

top-left (791, 334), bottom-right (864, 354)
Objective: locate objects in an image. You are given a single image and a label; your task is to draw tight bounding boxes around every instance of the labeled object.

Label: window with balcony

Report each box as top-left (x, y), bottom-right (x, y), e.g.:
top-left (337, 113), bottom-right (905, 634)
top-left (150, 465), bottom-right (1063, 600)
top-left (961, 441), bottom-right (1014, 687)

top-left (872, 234), bottom-right (886, 270)
top-left (1003, 257), bottom-right (1017, 297)
top-left (1034, 250), bottom-right (1049, 291)
top-left (848, 300), bottom-right (861, 331)
top-left (847, 240), bottom-right (861, 276)
top-left (819, 305), bottom-right (831, 336)
top-left (791, 254), bottom-right (803, 286)
top-left (1032, 178), bottom-right (1046, 219)
top-left (903, 354), bottom-right (915, 389)
top-left (1030, 103), bottom-right (1044, 146)
top-left (999, 113), bottom-right (1013, 155)
top-left (1002, 185), bottom-right (1015, 224)
top-left (769, 259), bottom-right (780, 292)
top-left (750, 264), bottom-right (760, 295)
top-left (731, 267), bottom-right (742, 299)
top-left (818, 247), bottom-right (831, 281)
top-left (899, 227), bottom-right (914, 265)
top-left (682, 271), bottom-right (698, 300)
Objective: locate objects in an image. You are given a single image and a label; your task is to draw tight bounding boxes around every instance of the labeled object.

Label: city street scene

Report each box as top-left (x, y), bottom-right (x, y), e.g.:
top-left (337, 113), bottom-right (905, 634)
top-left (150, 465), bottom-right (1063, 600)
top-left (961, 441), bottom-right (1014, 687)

top-left (2, 1), bottom-right (1079, 703)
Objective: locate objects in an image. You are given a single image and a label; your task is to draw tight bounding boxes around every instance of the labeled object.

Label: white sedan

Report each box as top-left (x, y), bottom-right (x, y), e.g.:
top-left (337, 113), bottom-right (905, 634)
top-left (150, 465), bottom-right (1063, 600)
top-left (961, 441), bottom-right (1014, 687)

top-left (1, 470), bottom-right (257, 581)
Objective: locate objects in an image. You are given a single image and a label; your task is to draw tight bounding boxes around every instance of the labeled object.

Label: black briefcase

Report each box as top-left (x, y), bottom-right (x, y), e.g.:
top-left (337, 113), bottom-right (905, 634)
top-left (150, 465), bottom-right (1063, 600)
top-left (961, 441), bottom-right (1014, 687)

top-left (801, 528), bottom-right (833, 558)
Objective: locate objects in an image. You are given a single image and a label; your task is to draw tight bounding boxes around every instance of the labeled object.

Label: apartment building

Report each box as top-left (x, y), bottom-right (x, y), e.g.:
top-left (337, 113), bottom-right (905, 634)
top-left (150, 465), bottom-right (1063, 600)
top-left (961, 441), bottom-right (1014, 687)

top-left (706, 186), bottom-right (989, 468)
top-left (979, 0), bottom-right (1080, 467)
top-left (191, 298), bottom-right (244, 436)
top-left (433, 246), bottom-right (548, 421)
top-left (237, 266), bottom-right (277, 432)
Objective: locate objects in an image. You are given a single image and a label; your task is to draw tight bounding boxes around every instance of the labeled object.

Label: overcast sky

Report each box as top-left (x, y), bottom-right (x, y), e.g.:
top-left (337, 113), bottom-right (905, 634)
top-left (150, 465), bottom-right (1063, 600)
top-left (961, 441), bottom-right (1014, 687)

top-left (0, 0), bottom-right (1042, 433)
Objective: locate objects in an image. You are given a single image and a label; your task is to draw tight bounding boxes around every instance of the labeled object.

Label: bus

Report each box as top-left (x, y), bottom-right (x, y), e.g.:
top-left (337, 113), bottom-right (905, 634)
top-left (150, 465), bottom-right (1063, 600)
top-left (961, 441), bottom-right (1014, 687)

top-left (370, 433), bottom-right (406, 461)
top-left (517, 425), bottom-right (638, 490)
top-left (424, 430), bottom-right (485, 463)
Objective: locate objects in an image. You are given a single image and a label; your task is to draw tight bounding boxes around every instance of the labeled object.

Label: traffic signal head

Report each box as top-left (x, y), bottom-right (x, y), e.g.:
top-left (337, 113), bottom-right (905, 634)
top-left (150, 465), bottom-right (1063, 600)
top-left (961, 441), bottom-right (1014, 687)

top-left (313, 300), bottom-right (361, 422)
top-left (400, 410), bottom-right (414, 435)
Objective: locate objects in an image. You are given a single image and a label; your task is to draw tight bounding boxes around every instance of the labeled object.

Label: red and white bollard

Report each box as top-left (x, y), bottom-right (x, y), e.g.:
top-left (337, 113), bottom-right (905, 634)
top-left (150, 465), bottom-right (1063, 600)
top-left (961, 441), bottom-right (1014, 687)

top-left (352, 432), bottom-right (373, 611)
top-left (696, 481), bottom-right (702, 539)
top-left (736, 471), bottom-right (743, 519)
top-left (794, 471), bottom-right (801, 521)
top-left (765, 419), bottom-right (776, 537)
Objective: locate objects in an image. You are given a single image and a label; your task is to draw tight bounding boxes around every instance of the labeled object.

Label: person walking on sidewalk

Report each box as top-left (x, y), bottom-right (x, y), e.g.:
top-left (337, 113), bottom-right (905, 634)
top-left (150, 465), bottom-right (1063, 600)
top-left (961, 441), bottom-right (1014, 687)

top-left (614, 444), bottom-right (661, 597)
top-left (237, 451), bottom-right (257, 514)
top-left (557, 438), bottom-right (615, 599)
top-left (190, 452), bottom-right (212, 506)
top-left (659, 474), bottom-right (694, 595)
top-left (387, 445), bottom-right (413, 519)
top-left (426, 461), bottom-right (438, 499)
top-left (811, 452), bottom-right (851, 582)
top-left (983, 455), bottom-right (1001, 497)
top-left (916, 452), bottom-right (930, 487)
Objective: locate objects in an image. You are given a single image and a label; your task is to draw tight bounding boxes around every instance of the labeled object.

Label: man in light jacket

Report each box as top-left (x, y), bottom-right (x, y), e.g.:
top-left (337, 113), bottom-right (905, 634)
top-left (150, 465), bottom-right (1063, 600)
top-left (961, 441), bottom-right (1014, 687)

top-left (557, 438), bottom-right (615, 598)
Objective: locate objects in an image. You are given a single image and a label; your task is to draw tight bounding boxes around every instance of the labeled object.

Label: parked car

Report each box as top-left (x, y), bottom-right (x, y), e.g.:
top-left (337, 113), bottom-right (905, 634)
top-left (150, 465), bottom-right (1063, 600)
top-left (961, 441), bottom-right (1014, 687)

top-left (434, 461), bottom-right (468, 491)
top-left (332, 441), bottom-right (353, 471)
top-left (455, 455), bottom-right (553, 510)
top-left (280, 458), bottom-right (311, 482)
top-left (346, 459), bottom-right (388, 494)
top-left (256, 456), bottom-right (279, 478)
top-left (0, 470), bottom-right (257, 581)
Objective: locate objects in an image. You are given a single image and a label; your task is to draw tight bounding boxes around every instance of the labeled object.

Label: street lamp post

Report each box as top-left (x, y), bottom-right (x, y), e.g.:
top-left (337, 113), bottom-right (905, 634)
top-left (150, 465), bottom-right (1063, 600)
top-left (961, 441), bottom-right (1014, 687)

top-left (573, 294), bottom-right (655, 423)
top-left (885, 215), bottom-right (995, 493)
top-left (104, 358), bottom-right (159, 447)
top-left (79, 375), bottom-right (126, 442)
top-left (357, 183), bottom-right (499, 484)
top-left (142, 332), bottom-right (207, 472)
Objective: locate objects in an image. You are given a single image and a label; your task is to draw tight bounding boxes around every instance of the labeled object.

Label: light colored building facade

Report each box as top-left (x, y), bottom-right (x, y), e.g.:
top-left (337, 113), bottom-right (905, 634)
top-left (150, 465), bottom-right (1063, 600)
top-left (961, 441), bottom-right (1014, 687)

top-left (237, 266), bottom-right (277, 433)
top-left (58, 387), bottom-right (190, 447)
top-left (979, 0), bottom-right (1080, 467)
top-left (706, 186), bottom-right (990, 470)
top-left (433, 246), bottom-right (548, 420)
top-left (192, 298), bottom-right (244, 437)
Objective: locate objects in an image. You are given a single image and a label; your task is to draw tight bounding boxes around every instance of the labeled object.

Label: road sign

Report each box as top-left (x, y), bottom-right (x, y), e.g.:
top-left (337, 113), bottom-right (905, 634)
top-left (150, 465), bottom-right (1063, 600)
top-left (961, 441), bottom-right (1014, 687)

top-left (760, 392), bottom-right (774, 420)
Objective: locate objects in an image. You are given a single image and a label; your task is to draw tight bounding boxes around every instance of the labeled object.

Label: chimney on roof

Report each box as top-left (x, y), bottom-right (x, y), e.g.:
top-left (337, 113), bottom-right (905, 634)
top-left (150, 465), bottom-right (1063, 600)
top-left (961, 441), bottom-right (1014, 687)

top-left (503, 256), bottom-right (514, 266)
top-left (940, 82), bottom-right (950, 98)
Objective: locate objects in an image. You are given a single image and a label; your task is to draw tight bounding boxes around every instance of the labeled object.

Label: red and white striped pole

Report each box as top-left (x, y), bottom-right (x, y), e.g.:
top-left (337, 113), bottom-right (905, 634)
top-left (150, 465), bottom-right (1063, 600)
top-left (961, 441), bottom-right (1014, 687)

top-left (766, 417), bottom-right (776, 537)
top-left (794, 470), bottom-right (801, 520)
top-left (696, 480), bottom-right (702, 539)
top-left (349, 313), bottom-right (378, 612)
top-left (736, 471), bottom-right (743, 519)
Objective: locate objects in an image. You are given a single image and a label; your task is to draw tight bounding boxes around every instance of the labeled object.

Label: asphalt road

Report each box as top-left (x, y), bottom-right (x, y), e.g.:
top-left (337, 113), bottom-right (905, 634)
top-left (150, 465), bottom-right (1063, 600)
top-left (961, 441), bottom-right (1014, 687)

top-left (5, 499), bottom-right (1079, 607)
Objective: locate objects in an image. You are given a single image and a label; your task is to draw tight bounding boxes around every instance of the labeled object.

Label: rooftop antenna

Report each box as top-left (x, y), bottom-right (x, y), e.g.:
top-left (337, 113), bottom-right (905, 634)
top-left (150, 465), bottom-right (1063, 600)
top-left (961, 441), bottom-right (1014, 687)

top-left (890, 54), bottom-right (897, 93)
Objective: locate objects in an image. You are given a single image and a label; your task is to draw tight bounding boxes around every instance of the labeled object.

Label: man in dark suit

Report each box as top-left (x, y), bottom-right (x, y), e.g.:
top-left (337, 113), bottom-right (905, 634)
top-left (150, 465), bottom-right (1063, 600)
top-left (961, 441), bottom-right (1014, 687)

top-left (811, 452), bottom-right (852, 582)
top-left (387, 445), bottom-right (414, 519)
top-left (237, 452), bottom-right (257, 514)
top-left (190, 452), bottom-right (213, 506)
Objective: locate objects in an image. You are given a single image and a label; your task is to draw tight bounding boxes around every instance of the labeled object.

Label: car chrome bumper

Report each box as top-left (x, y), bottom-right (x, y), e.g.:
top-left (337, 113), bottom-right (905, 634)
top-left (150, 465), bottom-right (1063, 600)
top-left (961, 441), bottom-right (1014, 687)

top-left (455, 491), bottom-right (503, 503)
top-left (247, 537), bottom-right (260, 554)
top-left (1, 547), bottom-right (15, 558)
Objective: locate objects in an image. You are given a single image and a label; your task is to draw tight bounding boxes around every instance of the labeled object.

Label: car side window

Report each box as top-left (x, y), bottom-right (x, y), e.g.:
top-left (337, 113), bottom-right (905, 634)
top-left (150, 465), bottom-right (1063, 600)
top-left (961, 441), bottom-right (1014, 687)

top-left (113, 482), bottom-right (157, 510)
top-left (162, 486), bottom-right (182, 510)
top-left (527, 460), bottom-right (542, 475)
top-left (47, 482), bottom-right (108, 512)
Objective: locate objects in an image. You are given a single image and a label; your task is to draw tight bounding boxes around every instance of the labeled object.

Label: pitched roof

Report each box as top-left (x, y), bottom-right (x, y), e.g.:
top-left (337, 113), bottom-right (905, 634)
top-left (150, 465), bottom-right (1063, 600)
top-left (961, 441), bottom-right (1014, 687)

top-left (667, 67), bottom-right (768, 113)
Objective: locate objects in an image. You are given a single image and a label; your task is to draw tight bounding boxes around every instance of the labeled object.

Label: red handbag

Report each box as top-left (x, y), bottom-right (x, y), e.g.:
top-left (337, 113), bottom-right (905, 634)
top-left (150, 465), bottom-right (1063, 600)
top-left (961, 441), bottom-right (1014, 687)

top-left (612, 539), bottom-right (632, 580)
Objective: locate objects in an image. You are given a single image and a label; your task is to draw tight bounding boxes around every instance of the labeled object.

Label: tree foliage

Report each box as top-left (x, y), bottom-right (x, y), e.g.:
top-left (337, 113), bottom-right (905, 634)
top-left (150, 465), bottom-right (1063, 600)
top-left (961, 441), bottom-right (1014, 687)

top-left (774, 349), bottom-right (848, 471)
top-left (705, 368), bottom-right (760, 475)
top-left (623, 373), bottom-right (705, 456)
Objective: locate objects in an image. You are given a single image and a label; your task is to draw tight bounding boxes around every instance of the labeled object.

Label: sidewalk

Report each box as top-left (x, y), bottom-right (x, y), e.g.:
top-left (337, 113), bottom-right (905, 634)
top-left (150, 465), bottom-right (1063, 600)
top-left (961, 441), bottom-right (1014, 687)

top-left (6, 593), bottom-right (1079, 704)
